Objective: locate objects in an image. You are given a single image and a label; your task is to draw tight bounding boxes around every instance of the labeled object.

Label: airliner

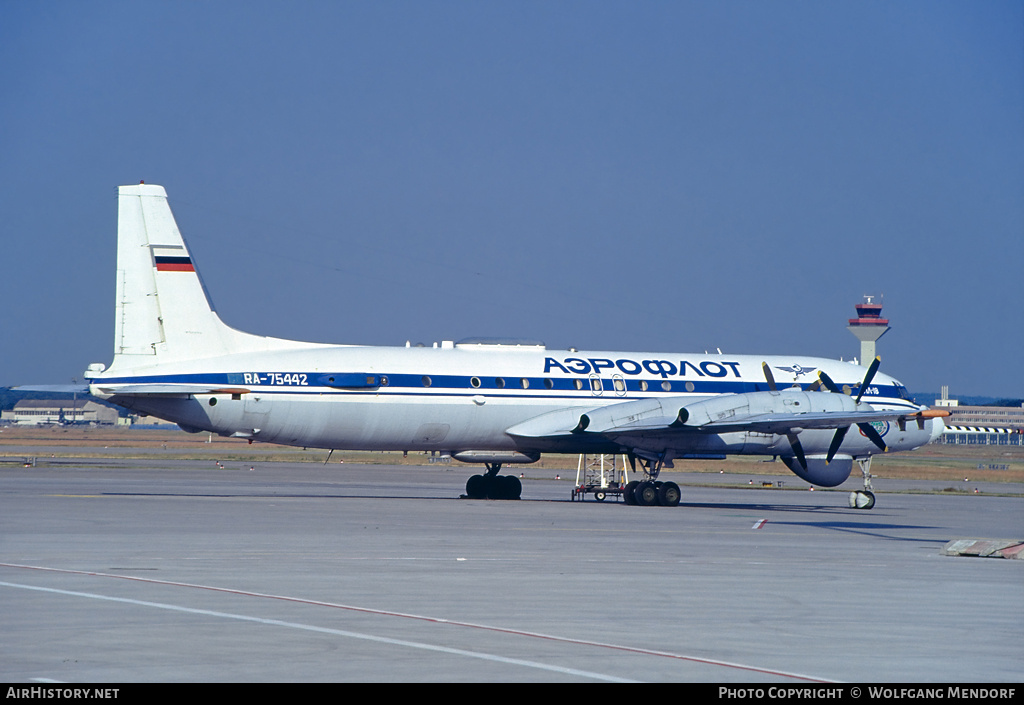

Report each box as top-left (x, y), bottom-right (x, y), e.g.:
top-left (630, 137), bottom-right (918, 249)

top-left (84, 183), bottom-right (947, 508)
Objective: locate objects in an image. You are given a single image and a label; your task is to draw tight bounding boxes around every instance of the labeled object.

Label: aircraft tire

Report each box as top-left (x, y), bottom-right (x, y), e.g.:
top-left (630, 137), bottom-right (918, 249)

top-left (657, 481), bottom-right (681, 507)
top-left (499, 475), bottom-right (522, 500)
top-left (623, 481), bottom-right (639, 505)
top-left (466, 474), bottom-right (487, 499)
top-left (635, 481), bottom-right (659, 506)
top-left (848, 490), bottom-right (876, 510)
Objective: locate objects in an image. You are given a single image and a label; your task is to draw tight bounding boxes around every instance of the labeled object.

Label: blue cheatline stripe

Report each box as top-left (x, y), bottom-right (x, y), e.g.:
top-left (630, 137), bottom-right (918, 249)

top-left (87, 370), bottom-right (915, 403)
top-left (88, 368), bottom-right (913, 397)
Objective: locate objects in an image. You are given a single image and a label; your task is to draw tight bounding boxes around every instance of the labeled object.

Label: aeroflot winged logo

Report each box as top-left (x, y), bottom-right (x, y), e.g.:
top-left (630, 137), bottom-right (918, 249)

top-left (774, 364), bottom-right (817, 378)
top-left (544, 357), bottom-right (743, 378)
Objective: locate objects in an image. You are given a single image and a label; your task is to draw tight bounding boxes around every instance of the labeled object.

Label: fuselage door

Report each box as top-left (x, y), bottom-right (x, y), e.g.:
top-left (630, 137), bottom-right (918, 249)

top-left (612, 374), bottom-right (626, 397)
top-left (242, 394), bottom-right (270, 433)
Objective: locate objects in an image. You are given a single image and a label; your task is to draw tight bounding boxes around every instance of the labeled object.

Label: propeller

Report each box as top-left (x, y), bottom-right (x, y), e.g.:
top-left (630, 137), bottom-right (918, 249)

top-left (787, 432), bottom-right (808, 472)
top-left (817, 357), bottom-right (888, 462)
top-left (762, 362), bottom-right (808, 471)
top-left (854, 356), bottom-right (881, 404)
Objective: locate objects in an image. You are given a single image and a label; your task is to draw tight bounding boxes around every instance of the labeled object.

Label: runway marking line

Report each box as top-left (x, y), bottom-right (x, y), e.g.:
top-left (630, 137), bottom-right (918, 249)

top-left (0, 561), bottom-right (835, 682)
top-left (0, 579), bottom-right (632, 683)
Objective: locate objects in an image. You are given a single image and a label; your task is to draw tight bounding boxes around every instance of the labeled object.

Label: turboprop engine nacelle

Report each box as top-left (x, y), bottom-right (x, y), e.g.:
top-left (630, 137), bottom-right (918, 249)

top-left (781, 454), bottom-right (854, 487)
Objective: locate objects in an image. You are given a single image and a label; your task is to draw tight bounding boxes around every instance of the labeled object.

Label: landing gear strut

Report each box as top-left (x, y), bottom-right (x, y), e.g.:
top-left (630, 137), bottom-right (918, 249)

top-left (622, 455), bottom-right (680, 507)
top-left (465, 462), bottom-right (522, 500)
top-left (849, 457), bottom-right (876, 510)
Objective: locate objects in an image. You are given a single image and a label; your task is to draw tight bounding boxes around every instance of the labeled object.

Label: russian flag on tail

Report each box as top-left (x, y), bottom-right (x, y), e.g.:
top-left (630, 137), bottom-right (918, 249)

top-left (152, 245), bottom-right (194, 272)
top-left (155, 256), bottom-right (194, 272)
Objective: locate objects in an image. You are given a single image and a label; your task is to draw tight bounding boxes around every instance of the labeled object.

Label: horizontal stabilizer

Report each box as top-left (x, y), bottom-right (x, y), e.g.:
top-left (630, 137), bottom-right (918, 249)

top-left (11, 385), bottom-right (91, 394)
top-left (92, 384), bottom-right (250, 397)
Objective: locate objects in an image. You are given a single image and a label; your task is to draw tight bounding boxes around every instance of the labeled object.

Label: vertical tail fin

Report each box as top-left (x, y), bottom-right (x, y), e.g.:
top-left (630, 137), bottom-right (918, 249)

top-left (109, 183), bottom-right (312, 372)
top-left (114, 183), bottom-right (217, 364)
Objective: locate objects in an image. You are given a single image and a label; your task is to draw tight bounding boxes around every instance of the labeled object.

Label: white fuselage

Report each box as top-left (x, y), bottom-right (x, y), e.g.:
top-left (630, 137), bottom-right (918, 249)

top-left (94, 342), bottom-right (936, 459)
top-left (86, 184), bottom-right (945, 493)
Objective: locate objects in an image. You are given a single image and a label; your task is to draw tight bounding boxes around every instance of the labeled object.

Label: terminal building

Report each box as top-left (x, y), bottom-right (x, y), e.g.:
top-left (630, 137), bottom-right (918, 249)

top-left (1, 399), bottom-right (120, 426)
top-left (932, 389), bottom-right (1024, 446)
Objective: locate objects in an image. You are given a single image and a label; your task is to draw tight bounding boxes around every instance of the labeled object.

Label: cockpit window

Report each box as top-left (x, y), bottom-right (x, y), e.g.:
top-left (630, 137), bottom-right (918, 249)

top-left (895, 384), bottom-right (912, 401)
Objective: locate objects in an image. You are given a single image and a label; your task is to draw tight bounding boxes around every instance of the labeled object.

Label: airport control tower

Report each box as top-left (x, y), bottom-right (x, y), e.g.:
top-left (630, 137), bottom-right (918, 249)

top-left (847, 295), bottom-right (889, 366)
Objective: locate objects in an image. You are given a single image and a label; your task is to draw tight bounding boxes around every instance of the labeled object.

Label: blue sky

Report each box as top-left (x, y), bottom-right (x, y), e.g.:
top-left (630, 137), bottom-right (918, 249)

top-left (2, 1), bottom-right (1021, 398)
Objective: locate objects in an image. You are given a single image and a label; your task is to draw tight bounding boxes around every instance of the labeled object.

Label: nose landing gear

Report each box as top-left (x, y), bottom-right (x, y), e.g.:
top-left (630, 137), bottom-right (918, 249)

top-left (849, 457), bottom-right (876, 509)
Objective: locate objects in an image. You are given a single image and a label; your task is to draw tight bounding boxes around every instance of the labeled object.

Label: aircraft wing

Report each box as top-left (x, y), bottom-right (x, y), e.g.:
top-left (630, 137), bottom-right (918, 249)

top-left (648, 408), bottom-right (911, 435)
top-left (506, 393), bottom-right (934, 442)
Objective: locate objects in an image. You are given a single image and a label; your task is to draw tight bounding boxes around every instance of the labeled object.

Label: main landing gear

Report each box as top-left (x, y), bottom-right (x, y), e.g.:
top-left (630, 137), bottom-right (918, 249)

top-left (464, 463), bottom-right (522, 500)
top-left (622, 455), bottom-right (680, 507)
top-left (849, 457), bottom-right (876, 510)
